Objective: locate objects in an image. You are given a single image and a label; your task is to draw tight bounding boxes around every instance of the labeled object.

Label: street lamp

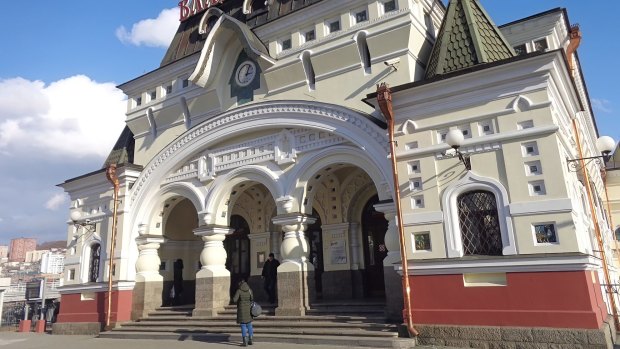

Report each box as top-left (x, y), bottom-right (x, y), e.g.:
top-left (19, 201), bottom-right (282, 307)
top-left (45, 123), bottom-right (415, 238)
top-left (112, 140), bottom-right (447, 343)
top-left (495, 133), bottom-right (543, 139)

top-left (445, 129), bottom-right (471, 171)
top-left (70, 210), bottom-right (96, 238)
top-left (567, 136), bottom-right (616, 172)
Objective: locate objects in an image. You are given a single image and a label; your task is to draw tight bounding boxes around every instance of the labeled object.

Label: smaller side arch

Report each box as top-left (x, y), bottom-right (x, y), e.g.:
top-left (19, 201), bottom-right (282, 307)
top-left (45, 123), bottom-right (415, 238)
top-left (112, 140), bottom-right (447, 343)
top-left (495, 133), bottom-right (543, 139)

top-left (204, 165), bottom-right (284, 226)
top-left (442, 172), bottom-right (517, 258)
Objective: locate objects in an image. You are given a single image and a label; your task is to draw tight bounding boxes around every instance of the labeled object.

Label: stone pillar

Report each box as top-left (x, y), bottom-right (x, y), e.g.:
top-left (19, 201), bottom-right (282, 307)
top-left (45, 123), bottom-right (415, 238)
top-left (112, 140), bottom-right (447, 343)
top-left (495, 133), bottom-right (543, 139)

top-left (374, 202), bottom-right (404, 322)
top-left (272, 213), bottom-right (316, 316)
top-left (270, 231), bottom-right (282, 261)
top-left (193, 225), bottom-right (232, 317)
top-left (131, 224), bottom-right (165, 320)
top-left (349, 222), bottom-right (364, 299)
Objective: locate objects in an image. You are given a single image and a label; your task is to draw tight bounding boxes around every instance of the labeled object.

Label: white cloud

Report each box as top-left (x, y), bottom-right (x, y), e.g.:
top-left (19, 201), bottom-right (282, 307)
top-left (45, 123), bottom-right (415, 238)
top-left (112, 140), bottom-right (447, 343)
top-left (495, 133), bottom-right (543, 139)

top-left (45, 193), bottom-right (67, 211)
top-left (0, 75), bottom-right (126, 158)
top-left (116, 8), bottom-right (178, 48)
top-left (592, 98), bottom-right (613, 114)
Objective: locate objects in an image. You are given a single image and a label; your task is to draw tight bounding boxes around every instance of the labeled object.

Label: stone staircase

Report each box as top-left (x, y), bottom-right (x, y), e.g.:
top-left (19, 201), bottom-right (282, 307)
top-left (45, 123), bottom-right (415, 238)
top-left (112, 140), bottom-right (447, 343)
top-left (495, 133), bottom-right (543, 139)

top-left (99, 301), bottom-right (413, 347)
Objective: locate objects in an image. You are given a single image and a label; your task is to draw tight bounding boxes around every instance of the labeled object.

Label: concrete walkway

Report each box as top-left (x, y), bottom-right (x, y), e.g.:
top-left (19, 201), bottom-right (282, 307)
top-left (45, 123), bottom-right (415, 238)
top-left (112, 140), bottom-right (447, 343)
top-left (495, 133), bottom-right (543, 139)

top-left (0, 332), bottom-right (462, 349)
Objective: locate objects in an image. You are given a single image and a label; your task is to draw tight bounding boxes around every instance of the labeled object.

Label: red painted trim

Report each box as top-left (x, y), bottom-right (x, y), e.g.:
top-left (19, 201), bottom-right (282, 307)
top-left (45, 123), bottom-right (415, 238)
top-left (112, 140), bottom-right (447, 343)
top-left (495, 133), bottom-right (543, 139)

top-left (57, 289), bottom-right (133, 324)
top-left (408, 271), bottom-right (607, 329)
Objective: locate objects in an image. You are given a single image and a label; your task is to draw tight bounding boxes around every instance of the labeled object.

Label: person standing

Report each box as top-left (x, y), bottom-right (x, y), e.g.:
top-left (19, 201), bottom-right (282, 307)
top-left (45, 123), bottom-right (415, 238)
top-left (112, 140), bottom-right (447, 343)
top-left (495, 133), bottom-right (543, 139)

top-left (261, 252), bottom-right (280, 304)
top-left (173, 259), bottom-right (184, 305)
top-left (233, 279), bottom-right (254, 346)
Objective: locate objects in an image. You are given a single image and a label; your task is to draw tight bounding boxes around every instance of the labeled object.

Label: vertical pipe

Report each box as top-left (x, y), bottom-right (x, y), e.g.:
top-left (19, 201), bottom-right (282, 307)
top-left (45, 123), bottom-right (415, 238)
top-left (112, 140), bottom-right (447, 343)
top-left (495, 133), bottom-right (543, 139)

top-left (377, 83), bottom-right (418, 337)
top-left (105, 164), bottom-right (120, 330)
top-left (0, 290), bottom-right (4, 327)
top-left (571, 117), bottom-right (620, 331)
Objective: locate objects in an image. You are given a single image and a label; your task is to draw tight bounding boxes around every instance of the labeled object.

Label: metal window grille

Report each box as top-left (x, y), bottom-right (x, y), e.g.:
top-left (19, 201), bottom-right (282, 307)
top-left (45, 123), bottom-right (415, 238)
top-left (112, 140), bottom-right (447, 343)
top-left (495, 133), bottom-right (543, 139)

top-left (457, 190), bottom-right (503, 256)
top-left (89, 243), bottom-right (101, 283)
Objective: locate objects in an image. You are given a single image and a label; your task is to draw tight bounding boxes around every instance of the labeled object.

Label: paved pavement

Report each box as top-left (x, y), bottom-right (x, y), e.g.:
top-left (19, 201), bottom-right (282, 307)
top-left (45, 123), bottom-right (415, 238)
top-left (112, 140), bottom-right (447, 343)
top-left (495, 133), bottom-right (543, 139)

top-left (0, 332), bottom-right (461, 349)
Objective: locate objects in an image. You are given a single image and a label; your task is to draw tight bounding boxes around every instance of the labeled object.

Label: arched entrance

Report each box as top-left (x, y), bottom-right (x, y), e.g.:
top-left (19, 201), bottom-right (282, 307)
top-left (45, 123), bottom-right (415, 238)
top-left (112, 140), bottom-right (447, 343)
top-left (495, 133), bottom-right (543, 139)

top-left (361, 195), bottom-right (387, 298)
top-left (225, 214), bottom-right (251, 298)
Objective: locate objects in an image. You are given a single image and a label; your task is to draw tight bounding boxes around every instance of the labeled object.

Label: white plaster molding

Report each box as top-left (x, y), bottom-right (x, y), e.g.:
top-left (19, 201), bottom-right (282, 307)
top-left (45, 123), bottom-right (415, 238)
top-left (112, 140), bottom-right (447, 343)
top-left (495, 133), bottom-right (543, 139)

top-left (396, 254), bottom-right (601, 275)
top-left (441, 172), bottom-right (517, 258)
top-left (57, 281), bottom-right (136, 294)
top-left (400, 124), bottom-right (559, 159)
top-left (509, 199), bottom-right (574, 216)
top-left (402, 211), bottom-right (443, 226)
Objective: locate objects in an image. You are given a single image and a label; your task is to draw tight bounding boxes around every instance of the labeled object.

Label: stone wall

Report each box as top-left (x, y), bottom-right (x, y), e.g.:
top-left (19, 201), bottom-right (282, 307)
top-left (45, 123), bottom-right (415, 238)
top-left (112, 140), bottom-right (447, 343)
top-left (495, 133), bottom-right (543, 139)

top-left (415, 320), bottom-right (616, 349)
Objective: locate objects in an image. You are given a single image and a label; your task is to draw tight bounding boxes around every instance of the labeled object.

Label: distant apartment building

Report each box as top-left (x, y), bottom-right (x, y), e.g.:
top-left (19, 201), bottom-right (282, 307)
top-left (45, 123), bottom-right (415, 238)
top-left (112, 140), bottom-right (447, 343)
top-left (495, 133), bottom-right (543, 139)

top-left (40, 249), bottom-right (66, 275)
top-left (25, 250), bottom-right (48, 263)
top-left (8, 238), bottom-right (37, 262)
top-left (0, 245), bottom-right (8, 259)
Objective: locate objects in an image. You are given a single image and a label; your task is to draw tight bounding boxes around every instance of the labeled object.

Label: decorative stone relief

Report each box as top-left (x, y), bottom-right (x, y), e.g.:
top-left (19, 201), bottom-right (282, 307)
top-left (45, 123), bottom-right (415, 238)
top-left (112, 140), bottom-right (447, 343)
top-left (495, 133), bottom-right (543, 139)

top-left (198, 153), bottom-right (216, 182)
top-left (275, 129), bottom-right (297, 165)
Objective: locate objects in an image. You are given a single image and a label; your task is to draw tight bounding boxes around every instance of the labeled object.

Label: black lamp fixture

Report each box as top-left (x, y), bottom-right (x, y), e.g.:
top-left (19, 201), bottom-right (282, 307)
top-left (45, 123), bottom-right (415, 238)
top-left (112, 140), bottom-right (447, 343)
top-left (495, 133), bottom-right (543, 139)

top-left (566, 136), bottom-right (617, 172)
top-left (446, 129), bottom-right (472, 171)
top-left (70, 210), bottom-right (96, 238)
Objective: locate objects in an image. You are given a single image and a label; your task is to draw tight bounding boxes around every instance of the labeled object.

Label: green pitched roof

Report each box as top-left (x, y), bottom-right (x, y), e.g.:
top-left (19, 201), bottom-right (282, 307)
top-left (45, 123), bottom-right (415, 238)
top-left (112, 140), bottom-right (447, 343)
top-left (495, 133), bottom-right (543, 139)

top-left (425, 0), bottom-right (515, 79)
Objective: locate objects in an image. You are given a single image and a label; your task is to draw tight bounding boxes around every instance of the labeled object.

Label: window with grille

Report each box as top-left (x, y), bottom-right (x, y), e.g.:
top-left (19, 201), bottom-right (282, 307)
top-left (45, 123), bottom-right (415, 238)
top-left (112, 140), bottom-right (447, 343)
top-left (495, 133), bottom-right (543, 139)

top-left (89, 243), bottom-right (101, 282)
top-left (457, 190), bottom-right (503, 256)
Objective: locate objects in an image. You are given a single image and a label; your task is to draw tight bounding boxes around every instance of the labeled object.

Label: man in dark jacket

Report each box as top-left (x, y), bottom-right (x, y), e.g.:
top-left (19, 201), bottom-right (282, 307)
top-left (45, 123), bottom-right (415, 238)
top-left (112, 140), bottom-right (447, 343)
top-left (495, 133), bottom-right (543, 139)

top-left (261, 253), bottom-right (279, 304)
top-left (233, 280), bottom-right (254, 346)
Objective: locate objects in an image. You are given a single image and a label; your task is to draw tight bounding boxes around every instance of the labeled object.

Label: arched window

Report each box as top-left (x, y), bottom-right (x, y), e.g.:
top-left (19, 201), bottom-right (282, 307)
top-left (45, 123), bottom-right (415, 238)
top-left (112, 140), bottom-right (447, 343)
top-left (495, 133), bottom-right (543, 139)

top-left (354, 31), bottom-right (372, 74)
top-left (300, 50), bottom-right (316, 91)
top-left (89, 243), bottom-right (101, 283)
top-left (457, 190), bottom-right (502, 256)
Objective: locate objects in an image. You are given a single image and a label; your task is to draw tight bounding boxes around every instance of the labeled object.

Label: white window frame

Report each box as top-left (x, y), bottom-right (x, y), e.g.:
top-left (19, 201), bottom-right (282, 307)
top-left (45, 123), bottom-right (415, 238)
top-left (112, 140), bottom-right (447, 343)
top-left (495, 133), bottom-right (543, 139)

top-left (532, 222), bottom-right (559, 245)
top-left (325, 18), bottom-right (341, 34)
top-left (413, 232), bottom-right (432, 252)
top-left (380, 0), bottom-right (398, 15)
top-left (278, 36), bottom-right (292, 52)
top-left (442, 172), bottom-right (517, 258)
top-left (351, 7), bottom-right (368, 25)
top-left (300, 27), bottom-right (316, 44)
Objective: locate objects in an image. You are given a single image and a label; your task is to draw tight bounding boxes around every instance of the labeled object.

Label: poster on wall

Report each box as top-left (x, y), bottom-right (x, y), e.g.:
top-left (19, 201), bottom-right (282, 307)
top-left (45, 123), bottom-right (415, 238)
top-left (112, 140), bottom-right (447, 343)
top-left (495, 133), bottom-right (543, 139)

top-left (330, 240), bottom-right (347, 264)
top-left (257, 252), bottom-right (265, 268)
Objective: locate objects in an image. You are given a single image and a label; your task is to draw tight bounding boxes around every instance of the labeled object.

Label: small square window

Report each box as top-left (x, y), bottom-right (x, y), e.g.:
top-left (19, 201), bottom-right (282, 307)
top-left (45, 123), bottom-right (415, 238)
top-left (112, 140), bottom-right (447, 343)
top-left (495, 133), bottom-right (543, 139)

top-left (529, 180), bottom-right (546, 196)
top-left (303, 29), bottom-right (315, 43)
top-left (405, 141), bottom-right (419, 150)
top-left (149, 90), bottom-right (157, 101)
top-left (530, 165), bottom-right (538, 173)
top-left (409, 161), bottom-right (420, 174)
top-left (410, 178), bottom-right (422, 191)
top-left (280, 38), bottom-right (292, 51)
top-left (534, 38), bottom-right (548, 52)
top-left (514, 44), bottom-right (527, 55)
top-left (383, 0), bottom-right (397, 13)
top-left (166, 85), bottom-right (173, 95)
top-left (525, 161), bottom-right (542, 176)
top-left (412, 196), bottom-right (425, 209)
top-left (327, 20), bottom-right (341, 33)
top-left (354, 9), bottom-right (368, 24)
top-left (483, 125), bottom-right (490, 132)
top-left (182, 79), bottom-right (189, 88)
top-left (534, 224), bottom-right (558, 243)
top-left (414, 233), bottom-right (431, 251)
top-left (68, 269), bottom-right (75, 281)
top-left (518, 120), bottom-right (534, 130)
top-left (522, 142), bottom-right (539, 156)
top-left (135, 96), bottom-right (142, 106)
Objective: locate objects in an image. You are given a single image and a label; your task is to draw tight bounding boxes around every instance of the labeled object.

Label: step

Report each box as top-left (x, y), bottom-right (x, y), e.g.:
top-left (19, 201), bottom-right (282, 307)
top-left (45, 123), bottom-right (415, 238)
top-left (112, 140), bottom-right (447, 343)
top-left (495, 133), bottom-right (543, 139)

top-left (123, 320), bottom-right (396, 330)
top-left (137, 314), bottom-right (389, 323)
top-left (99, 331), bottom-right (407, 348)
top-left (114, 325), bottom-right (397, 337)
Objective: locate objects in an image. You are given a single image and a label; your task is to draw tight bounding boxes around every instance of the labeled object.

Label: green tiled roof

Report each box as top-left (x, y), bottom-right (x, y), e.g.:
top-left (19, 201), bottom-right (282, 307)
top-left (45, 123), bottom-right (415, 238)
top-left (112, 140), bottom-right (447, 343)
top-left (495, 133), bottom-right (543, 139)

top-left (425, 0), bottom-right (515, 79)
top-left (103, 126), bottom-right (135, 168)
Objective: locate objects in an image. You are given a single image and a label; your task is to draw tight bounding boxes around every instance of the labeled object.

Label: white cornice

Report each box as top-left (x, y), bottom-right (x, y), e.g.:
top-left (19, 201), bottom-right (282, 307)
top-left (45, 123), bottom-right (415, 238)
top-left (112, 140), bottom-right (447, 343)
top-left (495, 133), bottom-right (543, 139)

top-left (57, 281), bottom-right (136, 294)
top-left (509, 198), bottom-right (574, 216)
top-left (395, 254), bottom-right (600, 275)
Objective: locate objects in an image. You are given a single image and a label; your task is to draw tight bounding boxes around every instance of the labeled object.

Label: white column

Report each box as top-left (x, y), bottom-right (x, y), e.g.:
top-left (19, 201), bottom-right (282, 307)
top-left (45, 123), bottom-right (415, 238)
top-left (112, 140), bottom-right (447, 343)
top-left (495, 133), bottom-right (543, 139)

top-left (135, 233), bottom-right (165, 282)
top-left (192, 225), bottom-right (233, 317)
top-left (374, 202), bottom-right (400, 265)
top-left (194, 226), bottom-right (232, 278)
top-left (273, 215), bottom-right (316, 266)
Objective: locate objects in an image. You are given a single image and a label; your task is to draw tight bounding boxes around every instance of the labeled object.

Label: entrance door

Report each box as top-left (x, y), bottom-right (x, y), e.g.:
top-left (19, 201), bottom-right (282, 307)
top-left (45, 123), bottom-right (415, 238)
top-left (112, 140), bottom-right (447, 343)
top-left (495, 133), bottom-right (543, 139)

top-left (307, 210), bottom-right (323, 299)
top-left (225, 215), bottom-right (250, 298)
top-left (361, 195), bottom-right (387, 298)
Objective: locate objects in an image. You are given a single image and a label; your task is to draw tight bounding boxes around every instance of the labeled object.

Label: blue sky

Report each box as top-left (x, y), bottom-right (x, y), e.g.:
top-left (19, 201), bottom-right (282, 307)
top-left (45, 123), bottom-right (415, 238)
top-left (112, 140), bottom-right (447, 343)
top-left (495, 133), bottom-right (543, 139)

top-left (0, 0), bottom-right (618, 246)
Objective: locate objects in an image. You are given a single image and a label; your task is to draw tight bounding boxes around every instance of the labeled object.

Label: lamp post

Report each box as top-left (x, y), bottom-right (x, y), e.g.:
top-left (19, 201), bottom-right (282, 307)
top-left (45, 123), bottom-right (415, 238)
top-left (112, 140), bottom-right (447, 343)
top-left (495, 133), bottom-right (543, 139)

top-left (445, 129), bottom-right (471, 171)
top-left (566, 136), bottom-right (617, 172)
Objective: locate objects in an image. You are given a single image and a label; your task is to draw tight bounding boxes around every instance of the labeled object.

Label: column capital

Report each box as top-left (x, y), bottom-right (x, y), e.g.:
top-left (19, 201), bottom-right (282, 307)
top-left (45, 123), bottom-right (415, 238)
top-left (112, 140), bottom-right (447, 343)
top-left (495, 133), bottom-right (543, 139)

top-left (374, 200), bottom-right (396, 216)
top-left (272, 213), bottom-right (316, 226)
top-left (194, 225), bottom-right (234, 237)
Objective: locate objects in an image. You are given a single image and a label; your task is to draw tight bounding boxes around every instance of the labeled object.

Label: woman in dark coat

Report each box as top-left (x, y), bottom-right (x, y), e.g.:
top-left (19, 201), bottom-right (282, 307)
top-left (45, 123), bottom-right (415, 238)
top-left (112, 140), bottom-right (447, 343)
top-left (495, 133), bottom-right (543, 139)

top-left (232, 280), bottom-right (254, 346)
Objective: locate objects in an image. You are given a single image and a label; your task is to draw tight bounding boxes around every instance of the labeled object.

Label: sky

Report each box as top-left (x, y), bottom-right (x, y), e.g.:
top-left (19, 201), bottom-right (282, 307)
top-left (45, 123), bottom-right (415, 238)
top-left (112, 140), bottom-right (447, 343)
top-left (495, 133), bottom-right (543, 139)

top-left (0, 0), bottom-right (618, 246)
